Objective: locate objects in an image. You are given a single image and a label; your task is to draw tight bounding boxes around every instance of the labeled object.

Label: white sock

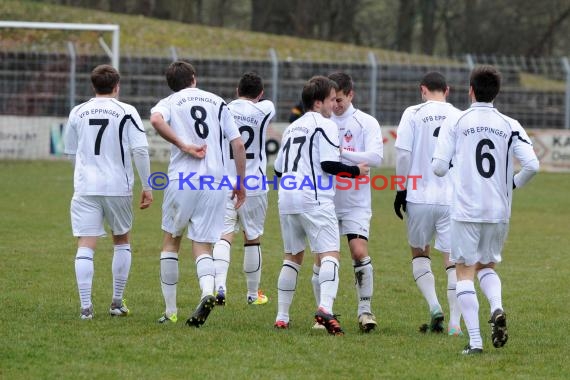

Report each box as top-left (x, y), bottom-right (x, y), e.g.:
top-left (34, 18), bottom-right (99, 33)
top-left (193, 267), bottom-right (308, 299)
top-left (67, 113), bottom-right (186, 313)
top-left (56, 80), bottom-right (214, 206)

top-left (354, 257), bottom-right (373, 316)
top-left (244, 244), bottom-right (262, 300)
top-left (412, 256), bottom-right (441, 313)
top-left (213, 239), bottom-right (231, 292)
top-left (478, 268), bottom-right (503, 315)
top-left (276, 260), bottom-right (300, 323)
top-left (196, 254), bottom-right (215, 299)
top-left (75, 247), bottom-right (94, 309)
top-left (446, 265), bottom-right (461, 328)
top-left (112, 244), bottom-right (131, 304)
top-left (319, 256), bottom-right (340, 314)
top-left (311, 264), bottom-right (320, 307)
top-left (456, 280), bottom-right (482, 349)
top-left (160, 251), bottom-right (179, 316)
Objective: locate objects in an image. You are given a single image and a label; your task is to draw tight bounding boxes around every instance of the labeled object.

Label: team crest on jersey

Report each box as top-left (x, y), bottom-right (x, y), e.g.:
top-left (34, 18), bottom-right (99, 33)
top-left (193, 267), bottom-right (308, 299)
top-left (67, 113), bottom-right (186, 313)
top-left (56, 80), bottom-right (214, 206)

top-left (344, 130), bottom-right (353, 143)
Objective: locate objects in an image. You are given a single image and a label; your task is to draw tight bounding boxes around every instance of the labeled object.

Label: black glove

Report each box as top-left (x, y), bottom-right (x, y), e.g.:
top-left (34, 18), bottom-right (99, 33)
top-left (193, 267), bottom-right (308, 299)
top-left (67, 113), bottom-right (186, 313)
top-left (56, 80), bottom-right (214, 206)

top-left (513, 175), bottom-right (517, 189)
top-left (394, 189), bottom-right (407, 220)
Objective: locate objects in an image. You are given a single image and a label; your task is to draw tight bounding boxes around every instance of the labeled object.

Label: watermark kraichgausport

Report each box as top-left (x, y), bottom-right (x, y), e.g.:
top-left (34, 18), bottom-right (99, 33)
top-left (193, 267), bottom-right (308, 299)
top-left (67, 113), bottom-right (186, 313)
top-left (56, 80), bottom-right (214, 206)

top-left (148, 172), bottom-right (421, 191)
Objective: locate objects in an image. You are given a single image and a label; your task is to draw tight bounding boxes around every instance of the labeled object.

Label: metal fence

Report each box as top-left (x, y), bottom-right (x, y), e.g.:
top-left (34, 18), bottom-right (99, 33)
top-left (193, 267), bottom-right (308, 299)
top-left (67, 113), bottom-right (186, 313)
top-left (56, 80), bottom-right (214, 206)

top-left (1, 44), bottom-right (569, 129)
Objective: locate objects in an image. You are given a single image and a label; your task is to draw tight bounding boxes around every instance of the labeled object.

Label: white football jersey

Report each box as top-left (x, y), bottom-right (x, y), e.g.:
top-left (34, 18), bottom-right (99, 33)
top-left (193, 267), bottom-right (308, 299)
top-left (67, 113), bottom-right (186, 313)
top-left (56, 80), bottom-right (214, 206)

top-left (395, 100), bottom-right (461, 205)
top-left (225, 98), bottom-right (275, 195)
top-left (64, 97), bottom-right (148, 196)
top-left (331, 105), bottom-right (383, 212)
top-left (151, 87), bottom-right (240, 182)
top-left (433, 102), bottom-right (537, 222)
top-left (274, 111), bottom-right (340, 214)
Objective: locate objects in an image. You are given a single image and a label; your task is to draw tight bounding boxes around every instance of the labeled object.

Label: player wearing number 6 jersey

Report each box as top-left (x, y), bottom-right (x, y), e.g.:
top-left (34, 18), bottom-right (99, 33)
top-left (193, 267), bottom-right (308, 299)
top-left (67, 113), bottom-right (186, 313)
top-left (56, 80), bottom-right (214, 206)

top-left (64, 64), bottom-right (153, 320)
top-left (394, 72), bottom-right (463, 336)
top-left (433, 65), bottom-right (539, 355)
top-left (150, 60), bottom-right (246, 327)
top-left (272, 76), bottom-right (368, 335)
top-left (213, 72), bottom-right (275, 306)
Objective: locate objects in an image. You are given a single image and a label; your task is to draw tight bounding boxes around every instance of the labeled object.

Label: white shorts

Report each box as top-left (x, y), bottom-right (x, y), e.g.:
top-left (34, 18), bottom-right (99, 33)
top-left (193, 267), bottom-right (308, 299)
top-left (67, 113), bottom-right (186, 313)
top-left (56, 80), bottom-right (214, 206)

top-left (406, 203), bottom-right (450, 253)
top-left (161, 180), bottom-right (226, 243)
top-left (450, 220), bottom-right (509, 266)
top-left (279, 204), bottom-right (340, 254)
top-left (336, 209), bottom-right (371, 238)
top-left (222, 193), bottom-right (268, 240)
top-left (71, 195), bottom-right (132, 237)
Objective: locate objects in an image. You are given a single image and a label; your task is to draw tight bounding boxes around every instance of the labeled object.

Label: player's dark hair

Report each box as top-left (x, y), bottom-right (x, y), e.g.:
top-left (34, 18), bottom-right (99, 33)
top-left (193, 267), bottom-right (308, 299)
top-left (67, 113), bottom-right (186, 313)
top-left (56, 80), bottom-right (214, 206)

top-left (237, 72), bottom-right (264, 99)
top-left (470, 65), bottom-right (501, 102)
top-left (301, 76), bottom-right (339, 111)
top-left (420, 71), bottom-right (447, 92)
top-left (166, 60), bottom-right (196, 92)
top-left (328, 72), bottom-right (353, 94)
top-left (91, 64), bottom-right (120, 95)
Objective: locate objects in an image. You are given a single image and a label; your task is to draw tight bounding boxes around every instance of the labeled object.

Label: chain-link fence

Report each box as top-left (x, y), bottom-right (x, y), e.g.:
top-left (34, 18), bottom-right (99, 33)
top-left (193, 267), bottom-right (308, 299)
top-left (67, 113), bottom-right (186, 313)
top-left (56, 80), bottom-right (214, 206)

top-left (1, 44), bottom-right (569, 129)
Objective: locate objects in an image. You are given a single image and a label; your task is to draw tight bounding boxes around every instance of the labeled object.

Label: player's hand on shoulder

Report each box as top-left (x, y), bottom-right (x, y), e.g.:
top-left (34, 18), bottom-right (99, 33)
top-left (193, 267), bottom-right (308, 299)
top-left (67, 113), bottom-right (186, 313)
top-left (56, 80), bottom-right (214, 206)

top-left (140, 190), bottom-right (153, 209)
top-left (393, 189), bottom-right (407, 220)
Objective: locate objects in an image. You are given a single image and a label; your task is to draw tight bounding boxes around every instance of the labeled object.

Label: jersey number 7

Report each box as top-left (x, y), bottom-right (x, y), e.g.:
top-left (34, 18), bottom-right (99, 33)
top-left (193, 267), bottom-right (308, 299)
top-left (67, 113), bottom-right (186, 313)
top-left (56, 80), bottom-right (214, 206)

top-left (90, 118), bottom-right (109, 155)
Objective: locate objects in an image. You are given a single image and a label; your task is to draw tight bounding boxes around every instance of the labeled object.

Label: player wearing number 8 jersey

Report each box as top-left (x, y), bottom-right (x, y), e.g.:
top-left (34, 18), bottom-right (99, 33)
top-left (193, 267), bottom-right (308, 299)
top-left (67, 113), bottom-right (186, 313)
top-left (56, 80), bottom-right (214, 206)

top-left (64, 64), bottom-right (153, 320)
top-left (273, 76), bottom-right (368, 334)
top-left (213, 72), bottom-right (276, 306)
top-left (433, 65), bottom-right (539, 354)
top-left (150, 60), bottom-right (246, 327)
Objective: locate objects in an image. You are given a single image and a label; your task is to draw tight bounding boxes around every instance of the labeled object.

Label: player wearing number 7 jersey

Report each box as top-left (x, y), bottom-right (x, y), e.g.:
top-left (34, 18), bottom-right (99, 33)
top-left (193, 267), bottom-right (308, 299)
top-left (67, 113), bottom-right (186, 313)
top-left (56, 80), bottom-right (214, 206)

top-left (213, 72), bottom-right (276, 306)
top-left (433, 65), bottom-right (539, 355)
top-left (150, 60), bottom-right (246, 327)
top-left (272, 76), bottom-right (368, 335)
top-left (64, 64), bottom-right (153, 320)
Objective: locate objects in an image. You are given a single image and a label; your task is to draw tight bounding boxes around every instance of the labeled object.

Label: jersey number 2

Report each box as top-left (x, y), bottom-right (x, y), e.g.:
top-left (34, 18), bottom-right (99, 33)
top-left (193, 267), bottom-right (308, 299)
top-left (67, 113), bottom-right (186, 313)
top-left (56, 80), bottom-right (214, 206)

top-left (91, 118), bottom-right (109, 155)
top-left (229, 125), bottom-right (255, 159)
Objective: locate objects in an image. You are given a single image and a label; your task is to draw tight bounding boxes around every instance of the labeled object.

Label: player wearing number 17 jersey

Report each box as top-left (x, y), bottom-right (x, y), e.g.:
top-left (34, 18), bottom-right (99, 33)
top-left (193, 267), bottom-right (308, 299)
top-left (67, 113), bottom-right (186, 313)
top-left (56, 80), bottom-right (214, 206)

top-left (212, 72), bottom-right (276, 306)
top-left (64, 64), bottom-right (153, 320)
top-left (272, 76), bottom-right (368, 335)
top-left (150, 60), bottom-right (246, 327)
top-left (433, 65), bottom-right (539, 355)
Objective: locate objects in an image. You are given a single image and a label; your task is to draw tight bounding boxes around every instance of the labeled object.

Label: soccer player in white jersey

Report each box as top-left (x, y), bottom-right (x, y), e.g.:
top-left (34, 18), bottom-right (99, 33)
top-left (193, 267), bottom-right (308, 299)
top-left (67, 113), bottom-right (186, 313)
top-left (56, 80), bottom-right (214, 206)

top-left (394, 72), bottom-right (463, 336)
top-left (323, 72), bottom-right (383, 332)
top-left (64, 64), bottom-right (153, 320)
top-left (212, 72), bottom-right (275, 306)
top-left (273, 76), bottom-right (368, 335)
top-left (150, 60), bottom-right (246, 327)
top-left (433, 65), bottom-right (539, 354)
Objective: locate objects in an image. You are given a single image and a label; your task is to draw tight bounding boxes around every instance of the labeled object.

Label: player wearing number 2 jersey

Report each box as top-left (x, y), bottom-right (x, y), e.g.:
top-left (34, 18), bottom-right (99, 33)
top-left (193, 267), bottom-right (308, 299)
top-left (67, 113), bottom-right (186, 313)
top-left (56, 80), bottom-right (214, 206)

top-left (394, 72), bottom-right (463, 336)
top-left (64, 64), bottom-right (153, 320)
top-left (150, 60), bottom-right (246, 328)
top-left (212, 72), bottom-right (276, 306)
top-left (433, 65), bottom-right (539, 355)
top-left (272, 76), bottom-right (368, 335)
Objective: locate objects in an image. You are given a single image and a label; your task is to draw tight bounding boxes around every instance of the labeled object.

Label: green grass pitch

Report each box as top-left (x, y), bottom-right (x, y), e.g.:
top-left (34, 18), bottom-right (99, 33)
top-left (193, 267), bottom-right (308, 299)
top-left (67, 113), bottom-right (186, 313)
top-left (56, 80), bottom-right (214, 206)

top-left (0, 160), bottom-right (568, 379)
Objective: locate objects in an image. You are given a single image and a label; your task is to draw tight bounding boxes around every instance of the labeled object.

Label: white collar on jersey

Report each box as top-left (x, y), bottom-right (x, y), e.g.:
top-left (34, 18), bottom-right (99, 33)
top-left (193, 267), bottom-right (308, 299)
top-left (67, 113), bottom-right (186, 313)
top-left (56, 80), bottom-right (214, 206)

top-left (332, 104), bottom-right (356, 120)
top-left (471, 102), bottom-right (494, 108)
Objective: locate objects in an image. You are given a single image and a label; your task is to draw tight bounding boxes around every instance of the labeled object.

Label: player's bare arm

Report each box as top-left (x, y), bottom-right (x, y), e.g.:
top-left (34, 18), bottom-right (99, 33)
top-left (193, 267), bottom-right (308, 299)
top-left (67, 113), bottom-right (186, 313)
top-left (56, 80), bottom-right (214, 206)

top-left (229, 136), bottom-right (246, 209)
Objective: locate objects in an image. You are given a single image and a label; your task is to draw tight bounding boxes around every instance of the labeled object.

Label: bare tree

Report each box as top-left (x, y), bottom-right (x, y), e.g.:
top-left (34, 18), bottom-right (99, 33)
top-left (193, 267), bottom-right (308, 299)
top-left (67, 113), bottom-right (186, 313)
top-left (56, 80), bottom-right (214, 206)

top-left (394, 0), bottom-right (416, 52)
